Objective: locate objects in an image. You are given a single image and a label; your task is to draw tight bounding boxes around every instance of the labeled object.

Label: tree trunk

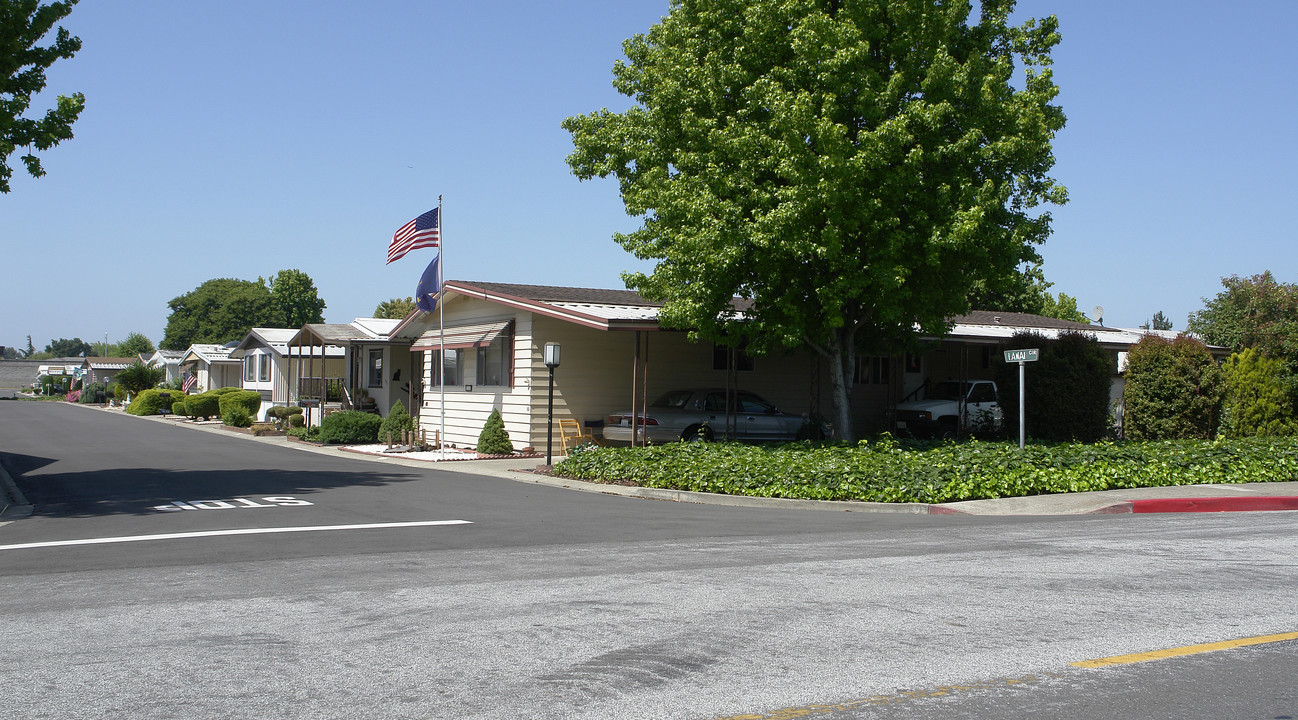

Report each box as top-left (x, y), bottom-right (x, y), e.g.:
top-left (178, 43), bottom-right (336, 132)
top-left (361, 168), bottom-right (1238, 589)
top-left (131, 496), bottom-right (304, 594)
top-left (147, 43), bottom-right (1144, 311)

top-left (825, 328), bottom-right (856, 442)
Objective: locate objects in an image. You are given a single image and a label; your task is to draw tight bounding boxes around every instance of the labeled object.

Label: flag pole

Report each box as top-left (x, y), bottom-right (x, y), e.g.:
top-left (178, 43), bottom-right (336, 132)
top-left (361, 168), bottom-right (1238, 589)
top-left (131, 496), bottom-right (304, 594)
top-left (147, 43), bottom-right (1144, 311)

top-left (438, 195), bottom-right (445, 452)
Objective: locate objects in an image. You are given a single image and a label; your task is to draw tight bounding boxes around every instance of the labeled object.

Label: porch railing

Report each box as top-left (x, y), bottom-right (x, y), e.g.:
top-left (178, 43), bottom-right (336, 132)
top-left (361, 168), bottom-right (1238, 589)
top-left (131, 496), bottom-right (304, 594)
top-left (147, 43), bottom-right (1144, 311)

top-left (297, 377), bottom-right (345, 403)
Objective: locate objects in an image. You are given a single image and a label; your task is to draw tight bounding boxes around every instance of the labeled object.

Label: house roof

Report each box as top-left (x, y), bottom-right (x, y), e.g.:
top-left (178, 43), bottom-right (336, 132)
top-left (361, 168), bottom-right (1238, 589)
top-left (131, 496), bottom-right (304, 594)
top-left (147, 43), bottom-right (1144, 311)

top-left (442, 281), bottom-right (667, 331)
top-left (290, 318), bottom-right (420, 349)
top-left (180, 343), bottom-right (242, 366)
top-left (231, 328), bottom-right (299, 357)
top-left (82, 357), bottom-right (135, 370)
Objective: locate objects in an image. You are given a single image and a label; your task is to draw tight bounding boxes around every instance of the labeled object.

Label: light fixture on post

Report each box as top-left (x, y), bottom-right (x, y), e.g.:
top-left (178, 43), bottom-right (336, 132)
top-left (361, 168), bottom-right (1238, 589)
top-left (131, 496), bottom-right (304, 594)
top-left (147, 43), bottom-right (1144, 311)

top-left (544, 343), bottom-right (561, 466)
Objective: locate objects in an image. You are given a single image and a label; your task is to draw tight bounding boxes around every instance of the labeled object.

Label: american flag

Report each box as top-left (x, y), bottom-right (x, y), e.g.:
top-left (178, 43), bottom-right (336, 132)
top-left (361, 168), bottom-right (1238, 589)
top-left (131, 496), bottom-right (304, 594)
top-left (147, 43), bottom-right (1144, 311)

top-left (388, 208), bottom-right (440, 264)
top-left (182, 371), bottom-right (196, 393)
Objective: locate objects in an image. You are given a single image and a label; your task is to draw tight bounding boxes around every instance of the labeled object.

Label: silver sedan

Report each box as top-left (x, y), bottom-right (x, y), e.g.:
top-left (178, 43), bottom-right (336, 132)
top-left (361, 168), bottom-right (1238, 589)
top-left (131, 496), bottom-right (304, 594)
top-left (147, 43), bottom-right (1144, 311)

top-left (601, 389), bottom-right (806, 443)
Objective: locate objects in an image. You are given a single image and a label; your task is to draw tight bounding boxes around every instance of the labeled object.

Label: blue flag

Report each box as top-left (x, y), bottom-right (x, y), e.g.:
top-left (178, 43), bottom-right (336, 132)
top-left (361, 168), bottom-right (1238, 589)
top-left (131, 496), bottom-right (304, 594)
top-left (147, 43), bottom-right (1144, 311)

top-left (416, 255), bottom-right (441, 312)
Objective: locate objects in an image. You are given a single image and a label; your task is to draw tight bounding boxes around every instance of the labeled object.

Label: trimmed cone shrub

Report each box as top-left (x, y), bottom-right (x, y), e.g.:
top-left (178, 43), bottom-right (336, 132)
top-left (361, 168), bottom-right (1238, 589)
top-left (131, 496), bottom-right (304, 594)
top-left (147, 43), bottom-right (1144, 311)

top-left (318, 410), bottom-right (382, 444)
top-left (379, 400), bottom-right (415, 443)
top-left (476, 408), bottom-right (513, 455)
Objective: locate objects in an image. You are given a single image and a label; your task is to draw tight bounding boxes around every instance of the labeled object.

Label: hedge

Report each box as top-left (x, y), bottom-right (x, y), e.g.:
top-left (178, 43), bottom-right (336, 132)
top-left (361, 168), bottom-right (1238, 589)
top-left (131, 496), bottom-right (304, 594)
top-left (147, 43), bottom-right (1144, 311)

top-left (126, 389), bottom-right (185, 416)
top-left (318, 410), bottom-right (382, 444)
top-left (218, 390), bottom-right (263, 420)
top-left (552, 437), bottom-right (1298, 504)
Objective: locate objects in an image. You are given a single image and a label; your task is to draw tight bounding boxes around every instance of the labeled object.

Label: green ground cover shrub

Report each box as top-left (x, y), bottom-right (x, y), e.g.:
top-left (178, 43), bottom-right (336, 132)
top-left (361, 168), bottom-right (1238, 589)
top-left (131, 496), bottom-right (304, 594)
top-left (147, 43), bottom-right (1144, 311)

top-left (318, 410), bottom-right (382, 444)
top-left (552, 436), bottom-right (1298, 504)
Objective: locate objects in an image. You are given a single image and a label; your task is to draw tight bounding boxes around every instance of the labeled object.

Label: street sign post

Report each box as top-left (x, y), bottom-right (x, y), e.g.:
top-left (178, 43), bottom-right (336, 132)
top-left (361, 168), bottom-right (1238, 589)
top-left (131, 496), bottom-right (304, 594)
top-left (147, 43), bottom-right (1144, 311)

top-left (1004, 348), bottom-right (1039, 450)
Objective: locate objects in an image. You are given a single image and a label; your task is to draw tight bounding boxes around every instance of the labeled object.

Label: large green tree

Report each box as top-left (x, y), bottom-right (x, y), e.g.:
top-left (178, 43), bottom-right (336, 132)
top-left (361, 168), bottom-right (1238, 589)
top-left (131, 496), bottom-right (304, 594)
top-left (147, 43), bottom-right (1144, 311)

top-left (116, 331), bottom-right (155, 358)
top-left (373, 297), bottom-right (416, 320)
top-left (1187, 272), bottom-right (1298, 363)
top-left (161, 278), bottom-right (274, 350)
top-left (1, 0), bottom-right (85, 193)
top-left (44, 336), bottom-right (90, 357)
top-left (564, 0), bottom-right (1066, 439)
top-left (266, 268), bottom-right (326, 328)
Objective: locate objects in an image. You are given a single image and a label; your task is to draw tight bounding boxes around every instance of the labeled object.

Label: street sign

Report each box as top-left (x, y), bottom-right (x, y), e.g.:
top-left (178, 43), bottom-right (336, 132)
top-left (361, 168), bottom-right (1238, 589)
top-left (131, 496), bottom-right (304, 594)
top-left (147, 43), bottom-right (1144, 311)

top-left (1004, 348), bottom-right (1040, 363)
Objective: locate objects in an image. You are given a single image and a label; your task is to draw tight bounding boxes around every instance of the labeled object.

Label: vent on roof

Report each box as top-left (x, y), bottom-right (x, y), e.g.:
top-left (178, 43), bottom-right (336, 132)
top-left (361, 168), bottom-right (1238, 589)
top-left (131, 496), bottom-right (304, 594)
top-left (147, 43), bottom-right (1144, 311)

top-left (994, 316), bottom-right (1002, 324)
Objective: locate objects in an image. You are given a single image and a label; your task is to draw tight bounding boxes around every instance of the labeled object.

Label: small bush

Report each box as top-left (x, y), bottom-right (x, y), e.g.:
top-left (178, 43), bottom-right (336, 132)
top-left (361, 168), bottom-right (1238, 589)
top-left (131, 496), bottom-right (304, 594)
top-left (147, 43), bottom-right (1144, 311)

top-left (113, 384), bottom-right (128, 401)
top-left (223, 406), bottom-right (254, 428)
top-left (288, 413), bottom-right (305, 428)
top-left (1220, 348), bottom-right (1298, 437)
top-left (250, 422), bottom-right (278, 435)
top-left (185, 392), bottom-right (221, 420)
top-left (379, 400), bottom-right (415, 443)
top-left (127, 389), bottom-right (184, 416)
top-left (218, 390), bottom-right (263, 421)
top-left (115, 361), bottom-right (166, 397)
top-left (267, 405), bottom-right (304, 429)
top-left (476, 408), bottom-right (514, 455)
top-left (318, 410), bottom-right (382, 444)
top-left (79, 382), bottom-right (108, 404)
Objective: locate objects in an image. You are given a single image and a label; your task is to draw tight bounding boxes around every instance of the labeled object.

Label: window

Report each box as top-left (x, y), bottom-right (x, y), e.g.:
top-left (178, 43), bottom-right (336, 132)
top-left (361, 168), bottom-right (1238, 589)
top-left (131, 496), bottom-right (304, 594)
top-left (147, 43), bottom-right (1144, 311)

top-left (431, 349), bottom-right (462, 387)
top-left (476, 332), bottom-right (511, 386)
top-left (367, 349), bottom-right (383, 388)
top-left (245, 356), bottom-right (256, 382)
top-left (853, 356), bottom-right (891, 385)
top-left (258, 353), bottom-right (271, 382)
top-left (712, 343), bottom-right (754, 371)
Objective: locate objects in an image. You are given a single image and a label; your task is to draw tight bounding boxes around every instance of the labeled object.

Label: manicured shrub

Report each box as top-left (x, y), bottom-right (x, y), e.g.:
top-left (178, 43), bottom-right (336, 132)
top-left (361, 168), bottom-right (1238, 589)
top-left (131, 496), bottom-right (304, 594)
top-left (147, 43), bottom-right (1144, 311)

top-left (185, 393), bottom-right (221, 420)
top-left (318, 410), bottom-right (382, 444)
top-left (79, 382), bottom-right (108, 404)
top-left (171, 396), bottom-right (190, 416)
top-left (222, 405), bottom-right (253, 428)
top-left (267, 405), bottom-right (305, 429)
top-left (127, 389), bottom-right (184, 416)
top-left (552, 436), bottom-right (1298, 504)
top-left (218, 390), bottom-right (262, 420)
top-left (476, 408), bottom-right (514, 455)
top-left (995, 330), bottom-right (1113, 442)
top-left (288, 412), bottom-right (305, 428)
top-left (1123, 335), bottom-right (1223, 440)
top-left (1220, 348), bottom-right (1298, 437)
top-left (379, 400), bottom-right (415, 443)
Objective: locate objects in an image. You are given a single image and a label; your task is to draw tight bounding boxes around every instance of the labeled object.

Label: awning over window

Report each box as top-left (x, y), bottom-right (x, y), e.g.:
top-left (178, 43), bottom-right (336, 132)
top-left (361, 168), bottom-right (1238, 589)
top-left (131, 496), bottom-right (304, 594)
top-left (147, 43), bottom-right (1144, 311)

top-left (412, 321), bottom-right (511, 351)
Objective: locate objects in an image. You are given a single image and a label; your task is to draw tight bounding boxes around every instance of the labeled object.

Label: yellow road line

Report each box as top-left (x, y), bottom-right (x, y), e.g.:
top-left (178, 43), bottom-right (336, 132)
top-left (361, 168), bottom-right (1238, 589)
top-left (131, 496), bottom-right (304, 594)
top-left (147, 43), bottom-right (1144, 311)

top-left (1072, 631), bottom-right (1298, 668)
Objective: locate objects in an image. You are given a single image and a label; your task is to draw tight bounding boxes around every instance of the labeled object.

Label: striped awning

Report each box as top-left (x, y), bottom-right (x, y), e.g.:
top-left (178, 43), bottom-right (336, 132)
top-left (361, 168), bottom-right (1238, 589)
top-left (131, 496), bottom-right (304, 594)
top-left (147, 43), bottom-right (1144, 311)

top-left (412, 321), bottom-right (511, 351)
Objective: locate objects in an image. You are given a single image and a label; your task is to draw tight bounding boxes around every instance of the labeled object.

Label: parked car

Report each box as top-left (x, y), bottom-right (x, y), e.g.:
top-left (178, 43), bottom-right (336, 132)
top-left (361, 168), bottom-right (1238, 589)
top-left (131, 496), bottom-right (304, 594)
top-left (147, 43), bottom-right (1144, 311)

top-left (894, 380), bottom-right (1001, 438)
top-left (602, 389), bottom-right (806, 443)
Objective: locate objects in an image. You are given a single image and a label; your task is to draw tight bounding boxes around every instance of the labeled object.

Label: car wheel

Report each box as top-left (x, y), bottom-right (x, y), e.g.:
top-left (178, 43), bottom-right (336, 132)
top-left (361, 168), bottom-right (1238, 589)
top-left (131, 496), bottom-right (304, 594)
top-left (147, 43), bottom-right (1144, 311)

top-left (684, 425), bottom-right (713, 443)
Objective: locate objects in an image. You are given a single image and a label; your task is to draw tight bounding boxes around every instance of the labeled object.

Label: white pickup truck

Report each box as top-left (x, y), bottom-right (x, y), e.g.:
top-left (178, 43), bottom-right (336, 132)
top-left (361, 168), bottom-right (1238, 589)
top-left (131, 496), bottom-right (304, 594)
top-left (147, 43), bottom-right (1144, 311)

top-left (894, 380), bottom-right (1001, 438)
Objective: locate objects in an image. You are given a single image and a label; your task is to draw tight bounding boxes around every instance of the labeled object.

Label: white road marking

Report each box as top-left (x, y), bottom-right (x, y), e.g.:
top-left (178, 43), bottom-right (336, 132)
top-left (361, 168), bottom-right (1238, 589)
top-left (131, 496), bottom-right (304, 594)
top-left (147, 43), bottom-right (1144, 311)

top-left (0, 520), bottom-right (473, 551)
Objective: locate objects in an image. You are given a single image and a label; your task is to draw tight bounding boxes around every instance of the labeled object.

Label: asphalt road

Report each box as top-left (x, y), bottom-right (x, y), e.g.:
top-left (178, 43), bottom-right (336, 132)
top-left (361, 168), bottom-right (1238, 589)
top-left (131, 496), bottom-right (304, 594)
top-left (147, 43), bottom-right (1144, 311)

top-left (1, 401), bottom-right (1296, 720)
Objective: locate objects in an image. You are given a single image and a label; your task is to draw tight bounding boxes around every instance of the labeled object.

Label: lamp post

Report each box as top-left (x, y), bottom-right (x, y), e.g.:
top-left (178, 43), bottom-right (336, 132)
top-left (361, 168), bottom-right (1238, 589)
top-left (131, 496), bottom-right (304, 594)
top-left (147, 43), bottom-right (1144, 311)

top-left (544, 342), bottom-right (561, 466)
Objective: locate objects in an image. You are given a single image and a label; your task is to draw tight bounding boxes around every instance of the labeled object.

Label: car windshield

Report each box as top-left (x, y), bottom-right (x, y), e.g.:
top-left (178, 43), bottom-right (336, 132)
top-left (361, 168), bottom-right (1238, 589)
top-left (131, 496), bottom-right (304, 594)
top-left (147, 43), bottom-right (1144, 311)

top-left (651, 390), bottom-right (694, 409)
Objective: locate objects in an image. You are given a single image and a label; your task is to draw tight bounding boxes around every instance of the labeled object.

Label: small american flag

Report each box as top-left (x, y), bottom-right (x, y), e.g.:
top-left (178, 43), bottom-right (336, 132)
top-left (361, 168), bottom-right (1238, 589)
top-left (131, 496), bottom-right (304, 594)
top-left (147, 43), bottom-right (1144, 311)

top-left (388, 208), bottom-right (440, 264)
top-left (182, 371), bottom-right (196, 393)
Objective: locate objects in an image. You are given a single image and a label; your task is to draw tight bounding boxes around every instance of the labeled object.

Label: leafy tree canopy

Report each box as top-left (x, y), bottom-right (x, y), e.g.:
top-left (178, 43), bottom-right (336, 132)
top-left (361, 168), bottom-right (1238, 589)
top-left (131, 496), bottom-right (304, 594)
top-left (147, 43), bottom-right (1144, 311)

top-left (116, 331), bottom-right (155, 358)
top-left (967, 261), bottom-right (1086, 322)
top-left (44, 336), bottom-right (91, 357)
top-left (1187, 271), bottom-right (1298, 364)
top-left (161, 278), bottom-right (274, 350)
top-left (373, 297), bottom-right (416, 320)
top-left (564, 0), bottom-right (1067, 439)
top-left (1, 0), bottom-right (85, 193)
top-left (265, 268), bottom-right (326, 328)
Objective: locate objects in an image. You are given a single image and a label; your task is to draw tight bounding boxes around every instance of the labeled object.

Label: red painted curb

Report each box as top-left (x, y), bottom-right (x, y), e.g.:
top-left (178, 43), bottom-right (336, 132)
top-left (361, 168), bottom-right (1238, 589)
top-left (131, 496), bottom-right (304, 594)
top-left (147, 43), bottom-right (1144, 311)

top-left (1130, 497), bottom-right (1298, 513)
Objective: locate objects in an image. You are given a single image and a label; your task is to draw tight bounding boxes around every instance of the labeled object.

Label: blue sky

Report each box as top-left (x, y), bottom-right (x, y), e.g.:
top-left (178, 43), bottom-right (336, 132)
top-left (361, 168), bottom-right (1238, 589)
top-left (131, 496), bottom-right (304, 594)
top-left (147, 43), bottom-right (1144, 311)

top-left (3, 0), bottom-right (1295, 353)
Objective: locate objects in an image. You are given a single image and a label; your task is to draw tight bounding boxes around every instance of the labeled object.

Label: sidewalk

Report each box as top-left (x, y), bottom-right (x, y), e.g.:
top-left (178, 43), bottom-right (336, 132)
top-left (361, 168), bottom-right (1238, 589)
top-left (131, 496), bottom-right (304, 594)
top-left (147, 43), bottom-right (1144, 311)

top-left (6, 401), bottom-right (1298, 518)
